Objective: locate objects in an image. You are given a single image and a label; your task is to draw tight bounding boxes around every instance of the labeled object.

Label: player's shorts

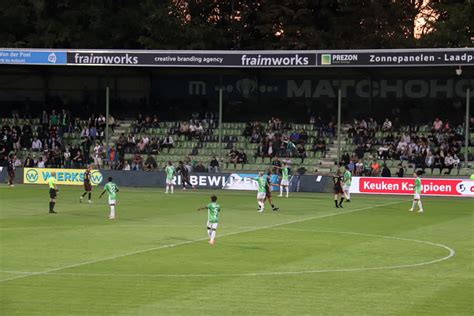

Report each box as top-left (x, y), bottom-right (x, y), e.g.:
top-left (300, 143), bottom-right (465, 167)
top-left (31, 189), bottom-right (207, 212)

top-left (343, 185), bottom-right (350, 192)
top-left (207, 221), bottom-right (218, 229)
top-left (333, 186), bottom-right (343, 194)
top-left (49, 188), bottom-right (57, 199)
top-left (8, 170), bottom-right (15, 177)
top-left (84, 182), bottom-right (92, 192)
top-left (413, 193), bottom-right (420, 200)
top-left (257, 192), bottom-right (266, 199)
top-left (280, 180), bottom-right (289, 186)
top-left (166, 179), bottom-right (173, 185)
top-left (108, 198), bottom-right (116, 205)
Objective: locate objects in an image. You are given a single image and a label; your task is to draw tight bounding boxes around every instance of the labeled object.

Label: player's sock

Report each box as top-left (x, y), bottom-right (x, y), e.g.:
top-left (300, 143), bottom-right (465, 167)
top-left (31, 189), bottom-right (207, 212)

top-left (88, 192), bottom-right (91, 201)
top-left (417, 201), bottom-right (423, 211)
top-left (81, 192), bottom-right (87, 197)
top-left (165, 186), bottom-right (169, 193)
top-left (171, 186), bottom-right (174, 194)
top-left (207, 227), bottom-right (211, 238)
top-left (410, 201), bottom-right (416, 210)
top-left (109, 205), bottom-right (115, 218)
top-left (279, 186), bottom-right (283, 196)
top-left (49, 201), bottom-right (53, 211)
top-left (339, 197), bottom-right (344, 207)
top-left (285, 187), bottom-right (289, 197)
top-left (210, 230), bottom-right (216, 242)
top-left (334, 200), bottom-right (339, 208)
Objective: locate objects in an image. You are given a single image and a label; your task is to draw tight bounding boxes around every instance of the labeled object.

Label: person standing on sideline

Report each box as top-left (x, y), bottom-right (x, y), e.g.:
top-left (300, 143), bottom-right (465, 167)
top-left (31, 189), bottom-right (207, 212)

top-left (409, 171), bottom-right (424, 213)
top-left (80, 165), bottom-right (93, 203)
top-left (99, 177), bottom-right (119, 219)
top-left (48, 172), bottom-right (58, 214)
top-left (343, 165), bottom-right (352, 202)
top-left (165, 161), bottom-right (176, 194)
top-left (7, 154), bottom-right (15, 187)
top-left (197, 195), bottom-right (221, 245)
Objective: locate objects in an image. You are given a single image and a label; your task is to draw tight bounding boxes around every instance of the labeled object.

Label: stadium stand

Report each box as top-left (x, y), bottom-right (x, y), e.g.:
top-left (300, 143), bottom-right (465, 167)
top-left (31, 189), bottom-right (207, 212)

top-left (1, 111), bottom-right (473, 177)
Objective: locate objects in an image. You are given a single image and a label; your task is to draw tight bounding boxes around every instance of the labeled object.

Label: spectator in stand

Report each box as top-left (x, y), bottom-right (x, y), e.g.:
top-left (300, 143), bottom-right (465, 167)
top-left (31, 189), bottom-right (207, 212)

top-left (31, 137), bottom-right (42, 151)
top-left (50, 110), bottom-right (58, 126)
top-left (194, 161), bottom-right (206, 172)
top-left (108, 145), bottom-right (117, 169)
top-left (425, 152), bottom-right (435, 172)
top-left (228, 148), bottom-right (239, 166)
top-left (371, 160), bottom-right (380, 176)
top-left (444, 153), bottom-right (455, 174)
top-left (24, 154), bottom-right (35, 167)
top-left (382, 118), bottom-right (392, 131)
top-left (72, 149), bottom-right (83, 168)
top-left (237, 150), bottom-right (247, 165)
top-left (123, 160), bottom-right (131, 170)
top-left (297, 144), bottom-right (306, 163)
top-left (312, 137), bottom-right (326, 157)
top-left (433, 117), bottom-right (443, 132)
top-left (132, 154), bottom-right (143, 171)
top-left (161, 134), bottom-right (174, 152)
top-left (37, 156), bottom-right (46, 168)
top-left (381, 164), bottom-right (391, 177)
top-left (340, 152), bottom-right (350, 166)
top-left (63, 146), bottom-right (72, 168)
top-left (108, 115), bottom-right (115, 133)
top-left (144, 154), bottom-right (157, 171)
top-left (368, 117), bottom-right (378, 137)
top-left (396, 163), bottom-right (404, 177)
top-left (93, 142), bottom-right (103, 169)
top-left (209, 156), bottom-right (219, 173)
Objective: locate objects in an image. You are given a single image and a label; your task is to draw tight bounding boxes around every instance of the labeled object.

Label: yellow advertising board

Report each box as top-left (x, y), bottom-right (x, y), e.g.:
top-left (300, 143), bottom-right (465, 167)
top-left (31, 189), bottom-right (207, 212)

top-left (23, 168), bottom-right (103, 186)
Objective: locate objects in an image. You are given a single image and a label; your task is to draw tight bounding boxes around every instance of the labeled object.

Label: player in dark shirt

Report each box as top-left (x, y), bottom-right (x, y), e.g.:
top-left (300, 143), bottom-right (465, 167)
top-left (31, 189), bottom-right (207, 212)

top-left (80, 165), bottom-right (93, 203)
top-left (7, 154), bottom-right (15, 187)
top-left (333, 171), bottom-right (344, 208)
top-left (265, 170), bottom-right (279, 211)
top-left (177, 161), bottom-right (195, 190)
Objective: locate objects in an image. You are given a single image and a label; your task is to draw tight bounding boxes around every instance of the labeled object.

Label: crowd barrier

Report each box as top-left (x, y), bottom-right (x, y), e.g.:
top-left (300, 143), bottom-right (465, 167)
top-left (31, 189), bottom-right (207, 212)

top-left (4, 168), bottom-right (471, 197)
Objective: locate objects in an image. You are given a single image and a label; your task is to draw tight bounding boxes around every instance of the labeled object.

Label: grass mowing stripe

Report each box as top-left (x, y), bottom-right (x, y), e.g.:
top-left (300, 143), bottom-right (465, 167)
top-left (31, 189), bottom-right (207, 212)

top-left (0, 199), bottom-right (404, 283)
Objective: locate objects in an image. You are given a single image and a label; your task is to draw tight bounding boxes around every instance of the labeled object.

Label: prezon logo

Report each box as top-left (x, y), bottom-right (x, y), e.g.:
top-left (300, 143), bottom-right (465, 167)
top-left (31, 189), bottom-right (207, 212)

top-left (321, 54), bottom-right (332, 65)
top-left (90, 171), bottom-right (103, 185)
top-left (25, 169), bottom-right (39, 183)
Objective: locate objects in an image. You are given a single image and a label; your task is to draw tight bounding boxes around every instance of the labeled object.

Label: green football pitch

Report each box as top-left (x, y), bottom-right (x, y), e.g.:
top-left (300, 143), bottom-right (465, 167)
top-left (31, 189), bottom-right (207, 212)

top-left (0, 185), bottom-right (472, 315)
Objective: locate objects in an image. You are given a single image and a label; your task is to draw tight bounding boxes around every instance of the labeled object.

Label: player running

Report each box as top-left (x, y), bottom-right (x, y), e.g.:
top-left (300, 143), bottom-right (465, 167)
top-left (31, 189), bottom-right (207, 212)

top-left (254, 172), bottom-right (267, 213)
top-left (80, 165), bottom-right (93, 203)
top-left (7, 154), bottom-right (15, 187)
top-left (342, 165), bottom-right (352, 202)
top-left (409, 171), bottom-right (424, 213)
top-left (99, 177), bottom-right (119, 219)
top-left (177, 161), bottom-right (195, 190)
top-left (47, 172), bottom-right (58, 214)
top-left (333, 171), bottom-right (344, 208)
top-left (277, 163), bottom-right (290, 198)
top-left (197, 195), bottom-right (221, 245)
top-left (165, 161), bottom-right (175, 194)
top-left (265, 170), bottom-right (279, 211)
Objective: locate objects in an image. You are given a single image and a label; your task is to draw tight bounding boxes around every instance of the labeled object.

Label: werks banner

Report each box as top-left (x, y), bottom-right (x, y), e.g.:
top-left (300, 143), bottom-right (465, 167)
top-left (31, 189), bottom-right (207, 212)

top-left (23, 168), bottom-right (103, 186)
top-left (67, 51), bottom-right (317, 68)
top-left (350, 177), bottom-right (474, 197)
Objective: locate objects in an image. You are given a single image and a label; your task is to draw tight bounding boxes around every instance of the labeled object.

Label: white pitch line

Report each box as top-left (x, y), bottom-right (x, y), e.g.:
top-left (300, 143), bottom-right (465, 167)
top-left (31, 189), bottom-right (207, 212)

top-left (0, 200), bottom-right (403, 283)
top-left (0, 230), bottom-right (454, 278)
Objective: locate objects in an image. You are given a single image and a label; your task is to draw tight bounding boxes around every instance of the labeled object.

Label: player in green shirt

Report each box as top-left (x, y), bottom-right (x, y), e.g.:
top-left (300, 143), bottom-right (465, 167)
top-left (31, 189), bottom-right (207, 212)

top-left (254, 172), bottom-right (267, 213)
top-left (277, 163), bottom-right (290, 198)
top-left (343, 166), bottom-right (352, 202)
top-left (409, 171), bottom-right (424, 213)
top-left (47, 172), bottom-right (58, 214)
top-left (99, 177), bottom-right (119, 219)
top-left (197, 195), bottom-right (221, 245)
top-left (165, 161), bottom-right (175, 194)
